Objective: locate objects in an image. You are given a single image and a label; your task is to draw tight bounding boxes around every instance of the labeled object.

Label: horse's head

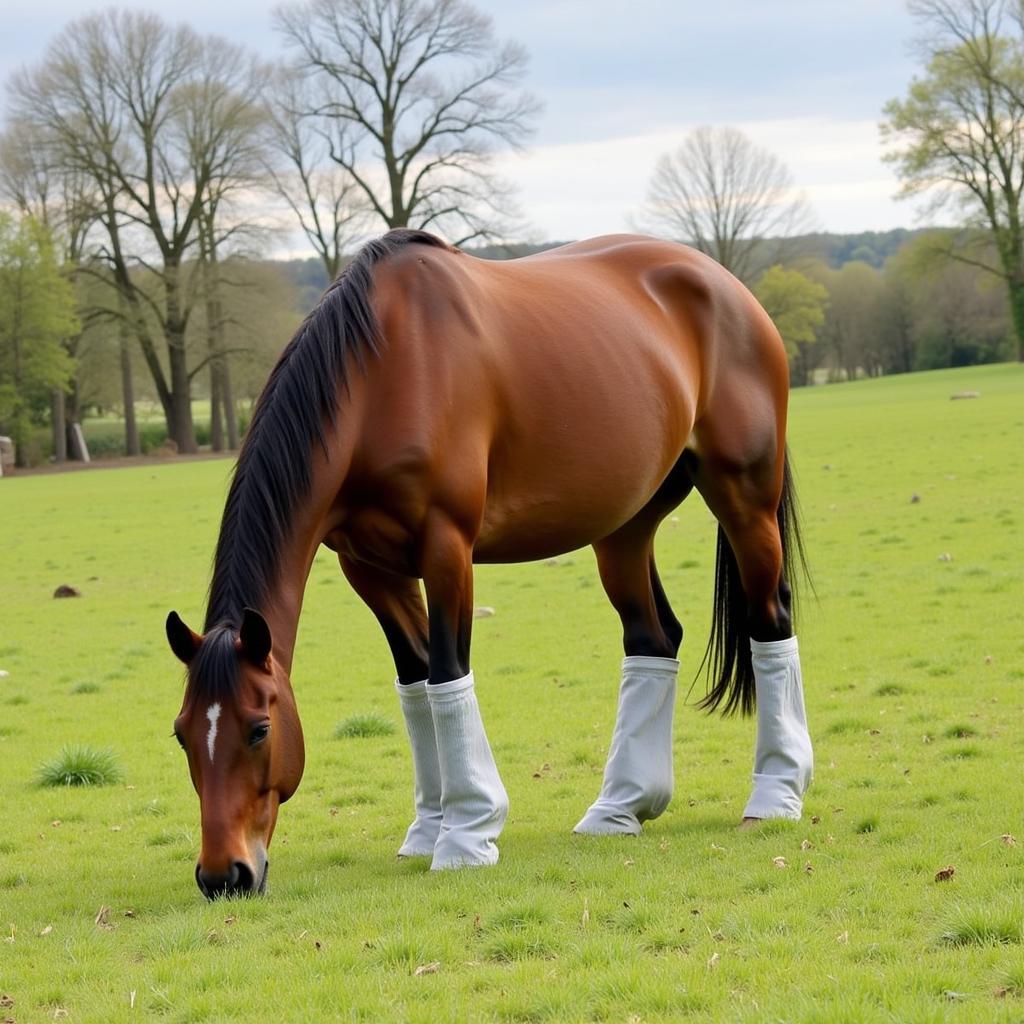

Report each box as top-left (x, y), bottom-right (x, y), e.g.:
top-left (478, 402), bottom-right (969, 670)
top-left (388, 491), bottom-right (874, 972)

top-left (166, 608), bottom-right (305, 899)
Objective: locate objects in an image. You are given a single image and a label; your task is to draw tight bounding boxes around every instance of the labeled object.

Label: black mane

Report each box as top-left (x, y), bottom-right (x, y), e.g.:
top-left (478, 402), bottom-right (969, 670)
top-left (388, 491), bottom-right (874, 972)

top-left (202, 228), bottom-right (452, 639)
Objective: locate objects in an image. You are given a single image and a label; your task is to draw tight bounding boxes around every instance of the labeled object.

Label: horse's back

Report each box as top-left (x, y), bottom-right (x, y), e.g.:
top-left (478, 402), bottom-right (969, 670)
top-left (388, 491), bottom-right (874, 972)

top-left (360, 234), bottom-right (788, 562)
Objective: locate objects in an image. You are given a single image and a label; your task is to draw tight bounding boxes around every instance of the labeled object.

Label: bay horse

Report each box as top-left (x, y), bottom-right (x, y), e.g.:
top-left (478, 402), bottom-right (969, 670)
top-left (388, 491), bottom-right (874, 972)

top-left (167, 229), bottom-right (813, 898)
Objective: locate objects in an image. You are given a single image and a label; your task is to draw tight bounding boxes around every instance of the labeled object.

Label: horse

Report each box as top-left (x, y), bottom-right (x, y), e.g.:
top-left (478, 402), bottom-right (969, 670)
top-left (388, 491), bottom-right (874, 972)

top-left (166, 229), bottom-right (814, 898)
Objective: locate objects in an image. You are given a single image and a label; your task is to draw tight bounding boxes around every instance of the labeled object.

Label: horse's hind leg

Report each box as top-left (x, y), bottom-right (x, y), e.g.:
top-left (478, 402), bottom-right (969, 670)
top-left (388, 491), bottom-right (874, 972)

top-left (575, 470), bottom-right (692, 836)
top-left (691, 449), bottom-right (813, 823)
top-left (338, 557), bottom-right (440, 857)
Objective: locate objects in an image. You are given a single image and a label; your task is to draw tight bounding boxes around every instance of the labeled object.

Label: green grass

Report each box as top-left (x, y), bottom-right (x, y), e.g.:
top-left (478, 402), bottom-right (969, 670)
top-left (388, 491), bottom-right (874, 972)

top-left (0, 362), bottom-right (1022, 1021)
top-left (36, 745), bottom-right (124, 787)
top-left (334, 712), bottom-right (398, 738)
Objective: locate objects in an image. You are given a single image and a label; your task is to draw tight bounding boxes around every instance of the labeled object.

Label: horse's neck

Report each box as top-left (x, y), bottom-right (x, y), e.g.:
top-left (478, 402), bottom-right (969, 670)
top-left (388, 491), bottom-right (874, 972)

top-left (219, 393), bottom-right (360, 675)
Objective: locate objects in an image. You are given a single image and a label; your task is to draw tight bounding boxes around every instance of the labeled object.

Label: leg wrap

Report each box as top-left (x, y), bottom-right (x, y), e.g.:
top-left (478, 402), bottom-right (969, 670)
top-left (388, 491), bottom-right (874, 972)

top-left (427, 672), bottom-right (508, 870)
top-left (395, 678), bottom-right (443, 857)
top-left (743, 636), bottom-right (813, 820)
top-left (574, 656), bottom-right (678, 836)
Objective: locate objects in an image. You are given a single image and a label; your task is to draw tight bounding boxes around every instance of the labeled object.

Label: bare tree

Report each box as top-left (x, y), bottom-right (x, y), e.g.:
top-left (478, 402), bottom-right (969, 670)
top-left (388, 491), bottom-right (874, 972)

top-left (635, 126), bottom-right (814, 286)
top-left (882, 0), bottom-right (1024, 360)
top-left (274, 0), bottom-right (540, 245)
top-left (8, 11), bottom-right (270, 453)
top-left (265, 69), bottom-right (368, 280)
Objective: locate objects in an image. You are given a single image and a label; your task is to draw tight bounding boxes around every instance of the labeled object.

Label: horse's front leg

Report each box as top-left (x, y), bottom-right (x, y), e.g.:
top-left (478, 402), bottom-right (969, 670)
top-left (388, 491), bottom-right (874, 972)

top-left (338, 556), bottom-right (439, 858)
top-left (420, 512), bottom-right (508, 869)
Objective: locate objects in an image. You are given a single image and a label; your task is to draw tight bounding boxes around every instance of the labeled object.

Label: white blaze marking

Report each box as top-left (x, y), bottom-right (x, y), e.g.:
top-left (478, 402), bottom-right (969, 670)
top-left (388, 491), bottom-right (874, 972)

top-left (206, 703), bottom-right (222, 763)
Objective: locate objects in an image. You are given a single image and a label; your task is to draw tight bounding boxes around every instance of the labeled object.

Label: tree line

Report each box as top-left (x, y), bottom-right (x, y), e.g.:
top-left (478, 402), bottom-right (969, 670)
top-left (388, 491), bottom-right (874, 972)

top-left (1, 0), bottom-right (1022, 467)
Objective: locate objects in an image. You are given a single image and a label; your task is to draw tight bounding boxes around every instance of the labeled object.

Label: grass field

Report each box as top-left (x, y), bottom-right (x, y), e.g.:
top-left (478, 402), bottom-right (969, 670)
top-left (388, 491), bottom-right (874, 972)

top-left (1, 363), bottom-right (1022, 1023)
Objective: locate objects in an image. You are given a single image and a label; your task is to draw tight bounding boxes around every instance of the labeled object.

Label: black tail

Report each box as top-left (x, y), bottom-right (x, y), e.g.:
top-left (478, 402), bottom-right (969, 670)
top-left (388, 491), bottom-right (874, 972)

top-left (698, 449), bottom-right (810, 717)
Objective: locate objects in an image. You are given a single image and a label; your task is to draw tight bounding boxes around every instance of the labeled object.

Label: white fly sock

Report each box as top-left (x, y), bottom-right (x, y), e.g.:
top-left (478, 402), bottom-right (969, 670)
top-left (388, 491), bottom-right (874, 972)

top-left (395, 678), bottom-right (443, 857)
top-left (574, 656), bottom-right (678, 836)
top-left (743, 636), bottom-right (813, 820)
top-left (427, 672), bottom-right (509, 870)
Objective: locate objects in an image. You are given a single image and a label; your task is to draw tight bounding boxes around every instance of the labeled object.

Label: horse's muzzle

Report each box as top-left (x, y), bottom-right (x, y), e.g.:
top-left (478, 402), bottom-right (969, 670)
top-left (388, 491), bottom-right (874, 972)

top-left (195, 857), bottom-right (268, 899)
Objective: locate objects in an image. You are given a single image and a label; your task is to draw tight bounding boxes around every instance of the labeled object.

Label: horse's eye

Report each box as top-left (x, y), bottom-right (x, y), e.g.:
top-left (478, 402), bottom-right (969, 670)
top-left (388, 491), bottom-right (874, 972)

top-left (249, 724), bottom-right (270, 746)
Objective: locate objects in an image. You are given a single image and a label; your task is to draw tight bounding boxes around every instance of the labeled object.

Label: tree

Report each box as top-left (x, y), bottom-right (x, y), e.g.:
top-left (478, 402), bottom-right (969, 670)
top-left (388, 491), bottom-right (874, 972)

top-left (0, 119), bottom-right (102, 459)
top-left (635, 126), bottom-right (814, 285)
top-left (8, 11), bottom-right (270, 453)
top-left (265, 68), bottom-right (368, 281)
top-left (882, 0), bottom-right (1024, 360)
top-left (884, 230), bottom-right (1011, 369)
top-left (274, 0), bottom-right (540, 245)
top-left (0, 214), bottom-right (78, 465)
top-left (754, 265), bottom-right (829, 386)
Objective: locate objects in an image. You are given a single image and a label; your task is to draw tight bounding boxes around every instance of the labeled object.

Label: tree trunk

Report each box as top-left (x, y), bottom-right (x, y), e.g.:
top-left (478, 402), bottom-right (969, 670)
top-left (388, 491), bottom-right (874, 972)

top-left (164, 261), bottom-right (197, 454)
top-left (222, 358), bottom-right (239, 449)
top-left (51, 389), bottom-right (67, 463)
top-left (1007, 273), bottom-right (1024, 362)
top-left (119, 318), bottom-right (140, 456)
top-left (209, 361), bottom-right (224, 452)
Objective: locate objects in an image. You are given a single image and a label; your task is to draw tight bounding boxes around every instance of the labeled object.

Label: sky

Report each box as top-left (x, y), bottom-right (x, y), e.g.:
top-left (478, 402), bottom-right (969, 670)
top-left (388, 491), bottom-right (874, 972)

top-left (0, 0), bottom-right (934, 244)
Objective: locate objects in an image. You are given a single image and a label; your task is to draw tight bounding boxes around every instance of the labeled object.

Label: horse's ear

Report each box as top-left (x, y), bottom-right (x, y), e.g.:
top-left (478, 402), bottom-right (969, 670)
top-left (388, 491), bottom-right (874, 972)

top-left (239, 608), bottom-right (273, 666)
top-left (166, 611), bottom-right (201, 665)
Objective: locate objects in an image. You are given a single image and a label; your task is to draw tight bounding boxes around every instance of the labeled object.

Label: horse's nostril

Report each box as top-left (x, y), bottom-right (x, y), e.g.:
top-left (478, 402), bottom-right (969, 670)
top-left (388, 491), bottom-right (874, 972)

top-left (196, 861), bottom-right (254, 900)
top-left (233, 861), bottom-right (255, 892)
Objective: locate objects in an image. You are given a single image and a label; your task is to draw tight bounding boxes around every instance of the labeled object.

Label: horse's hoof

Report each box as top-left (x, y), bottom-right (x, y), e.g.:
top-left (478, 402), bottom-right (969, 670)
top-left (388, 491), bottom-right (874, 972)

top-left (738, 816), bottom-right (762, 830)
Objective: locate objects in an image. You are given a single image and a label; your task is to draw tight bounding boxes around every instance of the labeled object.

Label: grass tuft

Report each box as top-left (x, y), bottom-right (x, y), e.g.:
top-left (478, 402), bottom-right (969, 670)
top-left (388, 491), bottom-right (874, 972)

top-left (334, 713), bottom-right (396, 739)
top-left (36, 745), bottom-right (123, 787)
top-left (71, 682), bottom-right (101, 695)
top-left (874, 682), bottom-right (907, 696)
top-left (941, 907), bottom-right (1023, 946)
top-left (855, 814), bottom-right (880, 834)
top-left (944, 723), bottom-right (979, 739)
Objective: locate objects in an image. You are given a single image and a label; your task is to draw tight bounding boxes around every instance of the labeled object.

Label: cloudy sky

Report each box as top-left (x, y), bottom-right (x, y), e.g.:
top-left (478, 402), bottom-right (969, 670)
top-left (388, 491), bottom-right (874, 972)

top-left (0, 0), bottom-right (933, 243)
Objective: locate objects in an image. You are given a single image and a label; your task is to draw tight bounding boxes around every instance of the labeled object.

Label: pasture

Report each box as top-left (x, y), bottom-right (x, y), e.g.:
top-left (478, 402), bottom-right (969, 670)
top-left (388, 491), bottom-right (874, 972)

top-left (1, 362), bottom-right (1022, 1023)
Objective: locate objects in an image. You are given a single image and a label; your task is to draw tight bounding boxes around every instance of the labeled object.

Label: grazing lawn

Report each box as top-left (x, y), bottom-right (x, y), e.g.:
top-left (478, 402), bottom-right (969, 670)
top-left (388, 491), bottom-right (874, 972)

top-left (0, 362), bottom-right (1022, 1023)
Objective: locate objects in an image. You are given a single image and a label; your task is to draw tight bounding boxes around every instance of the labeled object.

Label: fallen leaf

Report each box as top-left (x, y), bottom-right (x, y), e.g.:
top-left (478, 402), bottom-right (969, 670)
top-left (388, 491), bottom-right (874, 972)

top-left (39, 925), bottom-right (53, 936)
top-left (984, 655), bottom-right (993, 664)
top-left (580, 899), bottom-right (589, 928)
top-left (473, 606), bottom-right (496, 619)
top-left (935, 865), bottom-right (956, 882)
top-left (54, 1009), bottom-right (68, 1020)
top-left (942, 990), bottom-right (968, 1002)
top-left (938, 552), bottom-right (953, 562)
top-left (1001, 834), bottom-right (1017, 846)
top-left (772, 856), bottom-right (788, 869)
top-left (0, 995), bottom-right (13, 1008)
top-left (472, 914), bottom-right (481, 933)
top-left (414, 961), bottom-right (440, 976)
top-left (711, 930), bottom-right (725, 941)
top-left (800, 839), bottom-right (813, 851)
top-left (223, 916), bottom-right (236, 926)
top-left (622, 857), bottom-right (634, 868)
top-left (123, 909), bottom-right (135, 918)
top-left (836, 930), bottom-right (849, 944)
top-left (811, 815), bottom-right (821, 825)
top-left (710, 843), bottom-right (725, 853)
top-left (706, 952), bottom-right (720, 969)
top-left (314, 940), bottom-right (322, 950)
top-left (869, 729), bottom-right (881, 736)
top-left (94, 906), bottom-right (110, 927)
top-left (804, 861), bottom-right (814, 874)
top-left (51, 820), bottom-right (61, 828)
top-left (109, 825), bottom-right (121, 832)
top-left (658, 839), bottom-right (669, 851)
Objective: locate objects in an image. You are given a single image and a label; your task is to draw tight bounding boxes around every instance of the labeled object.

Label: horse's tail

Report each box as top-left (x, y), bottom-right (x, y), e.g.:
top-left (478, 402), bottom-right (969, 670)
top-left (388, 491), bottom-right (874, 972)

top-left (698, 448), bottom-right (809, 717)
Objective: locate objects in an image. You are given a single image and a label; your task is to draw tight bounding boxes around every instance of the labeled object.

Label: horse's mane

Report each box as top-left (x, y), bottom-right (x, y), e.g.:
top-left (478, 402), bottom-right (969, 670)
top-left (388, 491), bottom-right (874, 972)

top-left (201, 228), bottom-right (452, 644)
